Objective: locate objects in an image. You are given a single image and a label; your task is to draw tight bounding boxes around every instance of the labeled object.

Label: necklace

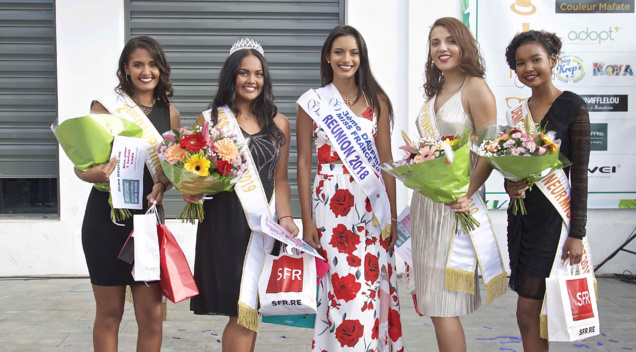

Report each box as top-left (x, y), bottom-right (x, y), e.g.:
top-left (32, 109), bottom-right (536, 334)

top-left (343, 93), bottom-right (358, 107)
top-left (240, 113), bottom-right (251, 120)
top-left (133, 99), bottom-right (155, 115)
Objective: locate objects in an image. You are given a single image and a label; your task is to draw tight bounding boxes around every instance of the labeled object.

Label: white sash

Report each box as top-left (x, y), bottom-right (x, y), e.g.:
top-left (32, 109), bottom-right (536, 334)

top-left (202, 107), bottom-right (275, 332)
top-left (296, 83), bottom-right (392, 238)
top-left (506, 103), bottom-right (595, 338)
top-left (417, 97), bottom-right (507, 304)
top-left (97, 90), bottom-right (163, 184)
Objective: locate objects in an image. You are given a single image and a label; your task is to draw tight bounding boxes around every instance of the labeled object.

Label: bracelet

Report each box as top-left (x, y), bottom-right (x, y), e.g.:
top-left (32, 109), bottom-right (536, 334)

top-left (279, 215), bottom-right (294, 221)
top-left (391, 217), bottom-right (398, 223)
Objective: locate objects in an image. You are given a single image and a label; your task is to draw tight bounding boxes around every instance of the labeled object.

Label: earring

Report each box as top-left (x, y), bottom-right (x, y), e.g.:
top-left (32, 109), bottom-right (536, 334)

top-left (429, 61), bottom-right (435, 68)
top-left (327, 61), bottom-right (330, 64)
top-left (514, 75), bottom-right (525, 89)
top-left (551, 70), bottom-right (556, 80)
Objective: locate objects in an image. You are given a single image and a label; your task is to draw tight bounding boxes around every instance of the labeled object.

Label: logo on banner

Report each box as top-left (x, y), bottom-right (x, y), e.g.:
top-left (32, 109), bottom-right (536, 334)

top-left (566, 278), bottom-right (595, 321)
top-left (567, 27), bottom-right (620, 44)
top-left (307, 99), bottom-right (320, 114)
top-left (505, 97), bottom-right (529, 109)
top-left (556, 0), bottom-right (634, 13)
top-left (556, 55), bottom-right (585, 83)
top-left (593, 62), bottom-right (634, 76)
top-left (581, 95), bottom-right (628, 111)
top-left (266, 256), bottom-right (304, 293)
top-left (510, 0), bottom-right (537, 15)
top-left (590, 123), bottom-right (608, 151)
top-left (329, 98), bottom-right (343, 112)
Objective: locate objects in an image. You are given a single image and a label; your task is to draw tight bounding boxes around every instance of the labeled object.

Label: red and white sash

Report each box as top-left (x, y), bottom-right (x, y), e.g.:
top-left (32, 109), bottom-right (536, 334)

top-left (296, 83), bottom-right (392, 238)
top-left (203, 106), bottom-right (275, 332)
top-left (418, 96), bottom-right (507, 304)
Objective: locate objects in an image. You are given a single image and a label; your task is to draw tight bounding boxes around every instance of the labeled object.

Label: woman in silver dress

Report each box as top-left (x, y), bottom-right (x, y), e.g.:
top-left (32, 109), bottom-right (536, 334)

top-left (410, 17), bottom-right (497, 352)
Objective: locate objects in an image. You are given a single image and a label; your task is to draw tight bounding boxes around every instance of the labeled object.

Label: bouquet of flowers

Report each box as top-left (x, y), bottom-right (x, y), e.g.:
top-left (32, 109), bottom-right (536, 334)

top-left (158, 121), bottom-right (248, 223)
top-left (52, 114), bottom-right (143, 222)
top-left (471, 122), bottom-right (570, 215)
top-left (382, 131), bottom-right (479, 233)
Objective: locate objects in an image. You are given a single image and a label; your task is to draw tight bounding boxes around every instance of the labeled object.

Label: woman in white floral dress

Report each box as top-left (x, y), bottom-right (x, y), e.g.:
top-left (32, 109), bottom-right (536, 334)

top-left (296, 25), bottom-right (404, 352)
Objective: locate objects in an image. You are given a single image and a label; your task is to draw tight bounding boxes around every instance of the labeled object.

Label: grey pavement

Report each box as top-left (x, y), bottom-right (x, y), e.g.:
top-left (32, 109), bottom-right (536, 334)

top-left (0, 277), bottom-right (634, 351)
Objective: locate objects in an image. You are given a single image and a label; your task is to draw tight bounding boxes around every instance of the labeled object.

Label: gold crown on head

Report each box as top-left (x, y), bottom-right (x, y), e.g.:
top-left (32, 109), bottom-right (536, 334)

top-left (229, 38), bottom-right (264, 56)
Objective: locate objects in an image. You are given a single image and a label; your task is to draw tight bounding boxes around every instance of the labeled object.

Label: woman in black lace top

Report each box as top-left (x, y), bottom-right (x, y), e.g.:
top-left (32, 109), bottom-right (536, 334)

top-left (504, 31), bottom-right (590, 351)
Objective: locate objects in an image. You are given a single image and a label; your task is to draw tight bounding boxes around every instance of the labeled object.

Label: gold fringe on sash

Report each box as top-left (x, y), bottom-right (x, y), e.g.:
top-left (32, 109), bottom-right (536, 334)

top-left (444, 267), bottom-right (475, 294)
top-left (540, 314), bottom-right (548, 340)
top-left (237, 301), bottom-right (259, 332)
top-left (372, 215), bottom-right (379, 226)
top-left (372, 215), bottom-right (392, 240)
top-left (485, 272), bottom-right (508, 305)
top-left (594, 278), bottom-right (598, 301)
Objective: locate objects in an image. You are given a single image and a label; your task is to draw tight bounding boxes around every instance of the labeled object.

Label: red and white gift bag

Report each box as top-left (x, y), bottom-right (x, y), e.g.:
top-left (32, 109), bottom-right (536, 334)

top-left (546, 262), bottom-right (600, 342)
top-left (258, 249), bottom-right (317, 316)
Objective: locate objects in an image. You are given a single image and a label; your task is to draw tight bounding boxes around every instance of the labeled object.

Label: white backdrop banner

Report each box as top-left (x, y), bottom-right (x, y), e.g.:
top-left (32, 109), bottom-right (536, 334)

top-left (463, 0), bottom-right (636, 209)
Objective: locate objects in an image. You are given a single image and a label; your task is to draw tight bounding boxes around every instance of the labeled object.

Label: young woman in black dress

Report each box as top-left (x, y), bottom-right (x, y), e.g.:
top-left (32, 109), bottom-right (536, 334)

top-left (183, 39), bottom-right (298, 352)
top-left (76, 36), bottom-right (180, 351)
top-left (504, 31), bottom-right (590, 351)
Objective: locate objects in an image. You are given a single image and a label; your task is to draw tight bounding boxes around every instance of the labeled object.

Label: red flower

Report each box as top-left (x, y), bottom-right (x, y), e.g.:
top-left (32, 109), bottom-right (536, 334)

top-left (442, 135), bottom-right (456, 141)
top-left (317, 144), bottom-right (338, 164)
top-left (315, 179), bottom-right (325, 197)
top-left (335, 319), bottom-right (364, 347)
top-left (179, 133), bottom-right (206, 152)
top-left (346, 254), bottom-right (361, 267)
top-left (510, 129), bottom-right (521, 135)
top-left (371, 318), bottom-right (380, 340)
top-left (215, 160), bottom-right (232, 176)
top-left (365, 198), bottom-right (373, 212)
top-left (329, 189), bottom-right (355, 217)
top-left (328, 224), bottom-right (360, 254)
top-left (388, 309), bottom-right (403, 342)
top-left (364, 253), bottom-right (379, 283)
top-left (331, 273), bottom-right (361, 302)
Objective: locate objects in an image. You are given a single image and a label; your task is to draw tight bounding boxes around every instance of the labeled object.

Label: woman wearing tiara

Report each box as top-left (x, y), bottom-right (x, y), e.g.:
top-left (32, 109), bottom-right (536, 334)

top-left (183, 38), bottom-right (298, 352)
top-left (296, 25), bottom-right (404, 351)
top-left (410, 18), bottom-right (500, 352)
top-left (79, 36), bottom-right (180, 351)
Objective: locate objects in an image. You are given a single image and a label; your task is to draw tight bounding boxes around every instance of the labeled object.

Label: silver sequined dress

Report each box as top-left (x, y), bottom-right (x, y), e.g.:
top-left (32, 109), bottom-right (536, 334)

top-left (410, 86), bottom-right (481, 317)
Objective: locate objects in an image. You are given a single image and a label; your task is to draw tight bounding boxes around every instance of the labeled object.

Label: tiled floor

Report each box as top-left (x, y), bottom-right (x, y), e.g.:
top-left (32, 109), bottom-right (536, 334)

top-left (0, 277), bottom-right (634, 351)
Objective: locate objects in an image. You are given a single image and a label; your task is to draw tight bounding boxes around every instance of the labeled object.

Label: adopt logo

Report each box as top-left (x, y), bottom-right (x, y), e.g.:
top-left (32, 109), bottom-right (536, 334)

top-left (593, 62), bottom-right (634, 76)
top-left (556, 55), bottom-right (585, 83)
top-left (556, 0), bottom-right (634, 13)
top-left (567, 27), bottom-right (620, 44)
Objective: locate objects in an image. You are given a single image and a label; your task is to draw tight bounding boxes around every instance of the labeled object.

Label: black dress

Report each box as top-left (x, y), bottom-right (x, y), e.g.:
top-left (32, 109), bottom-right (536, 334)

top-left (82, 101), bottom-right (171, 286)
top-left (191, 128), bottom-right (281, 316)
top-left (507, 91), bottom-right (590, 300)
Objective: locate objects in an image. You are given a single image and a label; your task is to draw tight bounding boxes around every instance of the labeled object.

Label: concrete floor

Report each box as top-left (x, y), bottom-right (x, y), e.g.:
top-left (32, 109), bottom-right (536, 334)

top-left (0, 277), bottom-right (634, 351)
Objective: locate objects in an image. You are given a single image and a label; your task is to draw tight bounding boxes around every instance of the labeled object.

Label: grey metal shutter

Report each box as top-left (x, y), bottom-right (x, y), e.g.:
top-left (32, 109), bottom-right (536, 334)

top-left (128, 0), bottom-right (344, 218)
top-left (0, 0), bottom-right (58, 178)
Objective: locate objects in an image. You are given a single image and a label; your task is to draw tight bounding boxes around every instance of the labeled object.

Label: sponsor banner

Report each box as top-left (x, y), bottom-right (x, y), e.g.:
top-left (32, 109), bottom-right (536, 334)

top-left (466, 0), bottom-right (636, 208)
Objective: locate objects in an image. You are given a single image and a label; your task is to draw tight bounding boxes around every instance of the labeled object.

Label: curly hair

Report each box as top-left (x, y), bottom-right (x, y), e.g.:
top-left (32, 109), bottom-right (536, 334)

top-left (116, 36), bottom-right (174, 105)
top-left (505, 30), bottom-right (562, 70)
top-left (424, 17), bottom-right (485, 99)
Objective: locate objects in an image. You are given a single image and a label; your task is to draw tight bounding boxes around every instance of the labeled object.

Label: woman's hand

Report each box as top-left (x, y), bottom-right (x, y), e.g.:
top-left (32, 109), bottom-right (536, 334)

top-left (446, 195), bottom-right (471, 213)
top-left (183, 194), bottom-right (204, 204)
top-left (387, 221), bottom-right (398, 251)
top-left (562, 237), bottom-right (583, 265)
top-left (279, 217), bottom-right (300, 238)
top-left (78, 157), bottom-right (118, 183)
top-left (303, 222), bottom-right (321, 250)
top-left (147, 183), bottom-right (166, 206)
top-left (507, 180), bottom-right (529, 199)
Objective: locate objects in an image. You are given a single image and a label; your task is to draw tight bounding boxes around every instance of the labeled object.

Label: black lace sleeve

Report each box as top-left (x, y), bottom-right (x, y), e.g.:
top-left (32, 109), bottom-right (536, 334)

top-left (568, 102), bottom-right (590, 239)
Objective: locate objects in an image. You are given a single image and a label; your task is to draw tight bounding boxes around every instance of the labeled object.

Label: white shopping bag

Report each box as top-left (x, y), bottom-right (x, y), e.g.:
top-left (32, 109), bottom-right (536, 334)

top-left (546, 261), bottom-right (600, 342)
top-left (131, 202), bottom-right (161, 282)
top-left (258, 247), bottom-right (317, 316)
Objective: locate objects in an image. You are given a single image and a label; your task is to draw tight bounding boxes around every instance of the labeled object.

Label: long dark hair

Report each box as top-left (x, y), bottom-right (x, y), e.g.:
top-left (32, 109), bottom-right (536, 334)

top-left (116, 36), bottom-right (173, 104)
top-left (210, 49), bottom-right (284, 147)
top-left (320, 25), bottom-right (393, 123)
top-left (505, 30), bottom-right (562, 70)
top-left (424, 17), bottom-right (485, 99)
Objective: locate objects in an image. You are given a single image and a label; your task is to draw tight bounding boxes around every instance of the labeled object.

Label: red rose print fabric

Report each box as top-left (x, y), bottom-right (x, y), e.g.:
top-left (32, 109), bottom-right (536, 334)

top-left (310, 110), bottom-right (403, 351)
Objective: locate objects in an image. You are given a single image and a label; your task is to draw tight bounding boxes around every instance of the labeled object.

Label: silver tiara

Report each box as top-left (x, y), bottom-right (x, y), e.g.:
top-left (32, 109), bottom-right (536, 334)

top-left (229, 38), bottom-right (264, 56)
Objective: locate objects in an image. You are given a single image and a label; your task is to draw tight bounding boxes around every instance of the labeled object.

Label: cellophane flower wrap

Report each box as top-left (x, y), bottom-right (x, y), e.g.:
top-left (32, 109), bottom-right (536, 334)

top-left (470, 122), bottom-right (570, 215)
top-left (158, 120), bottom-right (248, 223)
top-left (52, 114), bottom-right (144, 222)
top-left (381, 131), bottom-right (479, 233)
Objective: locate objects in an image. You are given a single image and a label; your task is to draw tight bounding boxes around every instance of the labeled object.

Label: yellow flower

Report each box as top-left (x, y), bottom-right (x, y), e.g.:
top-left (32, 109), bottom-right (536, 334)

top-left (443, 138), bottom-right (460, 147)
top-left (164, 144), bottom-right (187, 164)
top-left (184, 154), bottom-right (211, 176)
top-left (540, 134), bottom-right (554, 145)
top-left (215, 139), bottom-right (239, 161)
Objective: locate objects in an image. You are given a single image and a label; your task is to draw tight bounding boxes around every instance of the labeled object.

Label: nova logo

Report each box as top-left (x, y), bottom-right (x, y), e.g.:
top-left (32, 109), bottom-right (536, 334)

top-left (568, 27), bottom-right (620, 44)
top-left (593, 62), bottom-right (634, 76)
top-left (556, 55), bottom-right (585, 83)
top-left (588, 166), bottom-right (617, 173)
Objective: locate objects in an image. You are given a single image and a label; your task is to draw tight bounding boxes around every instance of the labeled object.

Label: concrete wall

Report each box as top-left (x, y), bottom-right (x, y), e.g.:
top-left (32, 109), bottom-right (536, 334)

top-left (0, 0), bottom-right (633, 277)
